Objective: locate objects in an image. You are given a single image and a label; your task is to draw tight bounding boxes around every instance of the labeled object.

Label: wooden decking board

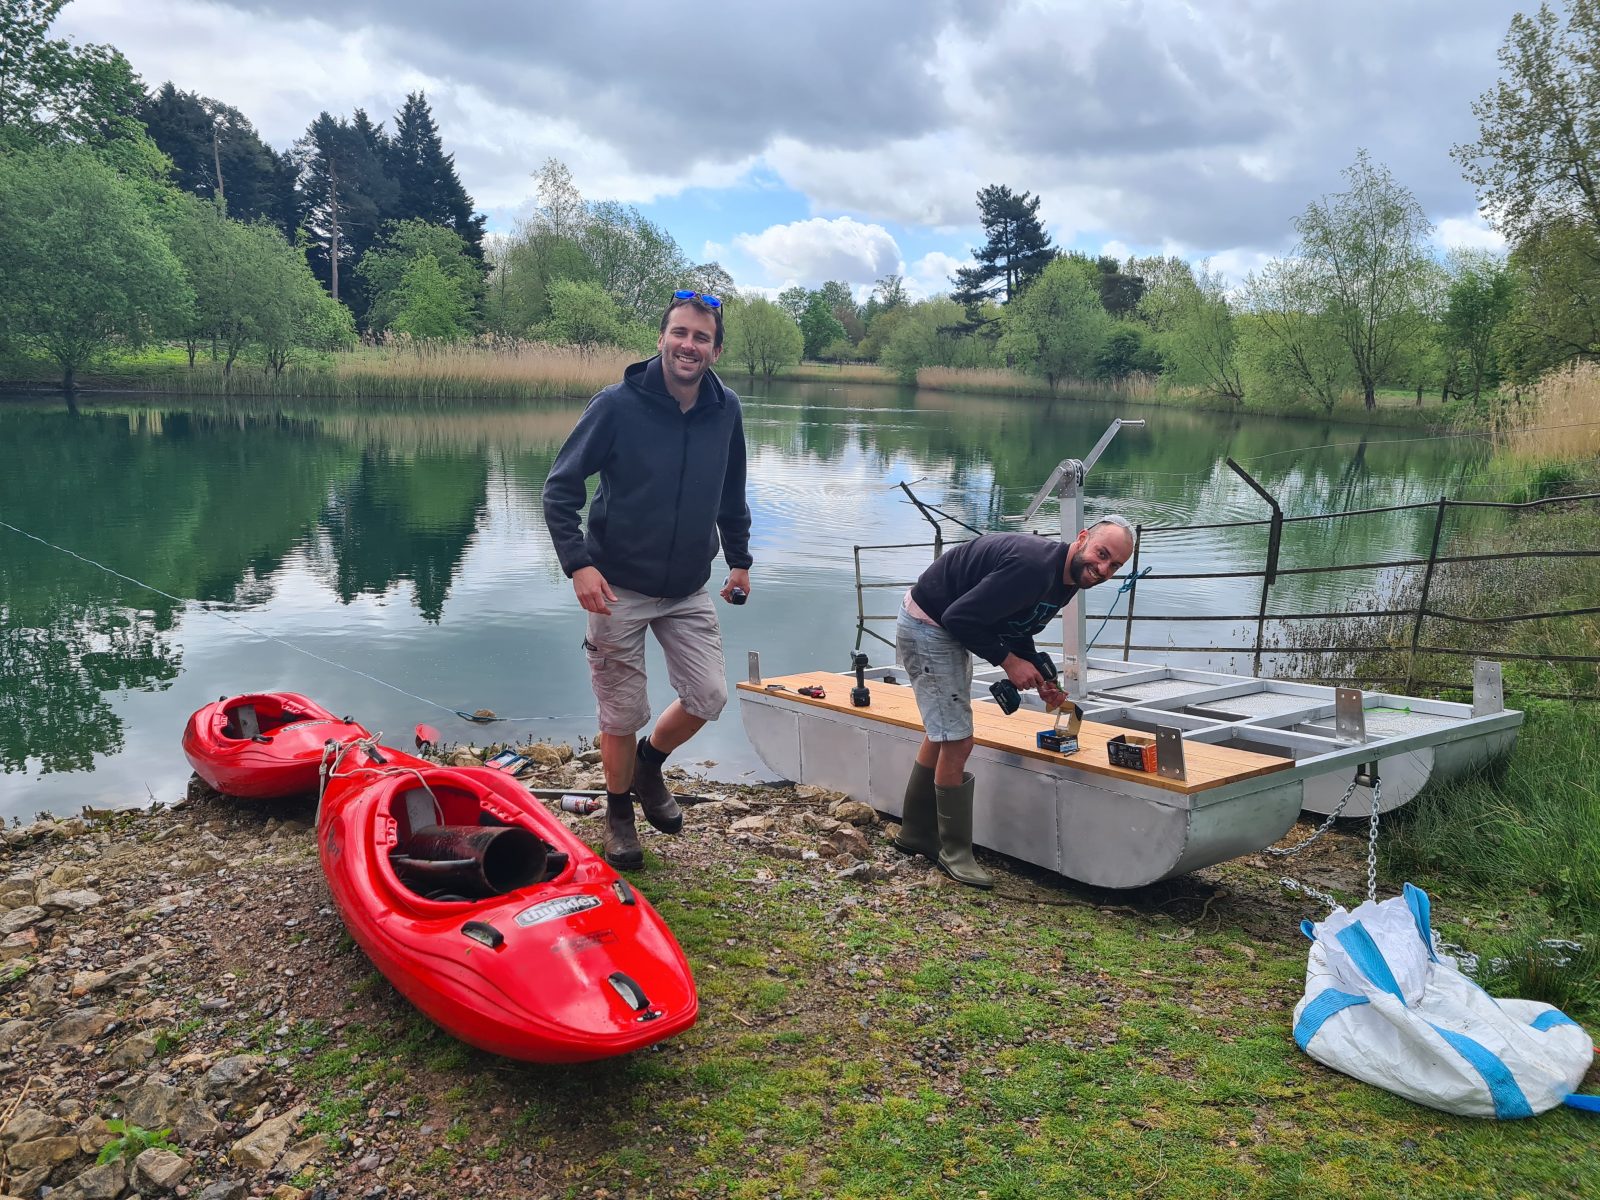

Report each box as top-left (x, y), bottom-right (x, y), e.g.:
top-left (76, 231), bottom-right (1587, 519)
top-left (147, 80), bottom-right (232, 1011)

top-left (738, 670), bottom-right (1291, 795)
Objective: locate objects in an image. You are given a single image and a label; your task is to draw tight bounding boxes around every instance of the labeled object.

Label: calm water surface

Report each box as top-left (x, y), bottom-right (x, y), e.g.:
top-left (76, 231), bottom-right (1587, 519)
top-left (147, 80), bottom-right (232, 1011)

top-left (0, 380), bottom-right (1494, 821)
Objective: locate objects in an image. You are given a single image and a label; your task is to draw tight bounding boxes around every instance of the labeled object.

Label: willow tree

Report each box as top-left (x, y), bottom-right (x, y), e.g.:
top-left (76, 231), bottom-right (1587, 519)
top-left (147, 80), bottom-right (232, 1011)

top-left (1294, 150), bottom-right (1434, 409)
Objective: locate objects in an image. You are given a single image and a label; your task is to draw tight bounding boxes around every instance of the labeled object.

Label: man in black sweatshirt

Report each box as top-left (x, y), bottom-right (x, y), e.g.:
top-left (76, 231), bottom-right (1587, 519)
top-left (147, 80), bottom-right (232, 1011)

top-left (542, 292), bottom-right (752, 869)
top-left (895, 522), bottom-right (1133, 887)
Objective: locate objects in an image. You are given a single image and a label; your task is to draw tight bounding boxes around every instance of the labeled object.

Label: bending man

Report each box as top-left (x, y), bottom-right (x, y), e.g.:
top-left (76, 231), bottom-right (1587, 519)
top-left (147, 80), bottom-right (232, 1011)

top-left (895, 520), bottom-right (1134, 888)
top-left (543, 290), bottom-right (752, 870)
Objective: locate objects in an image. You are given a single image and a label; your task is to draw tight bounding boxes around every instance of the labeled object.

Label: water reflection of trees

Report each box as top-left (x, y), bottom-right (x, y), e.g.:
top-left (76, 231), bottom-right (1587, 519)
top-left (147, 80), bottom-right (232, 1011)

top-left (0, 408), bottom-right (348, 774)
top-left (316, 448), bottom-right (488, 622)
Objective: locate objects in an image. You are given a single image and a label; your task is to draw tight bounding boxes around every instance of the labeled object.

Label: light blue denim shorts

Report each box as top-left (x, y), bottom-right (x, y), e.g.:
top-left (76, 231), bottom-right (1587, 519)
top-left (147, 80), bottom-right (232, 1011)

top-left (895, 609), bottom-right (974, 741)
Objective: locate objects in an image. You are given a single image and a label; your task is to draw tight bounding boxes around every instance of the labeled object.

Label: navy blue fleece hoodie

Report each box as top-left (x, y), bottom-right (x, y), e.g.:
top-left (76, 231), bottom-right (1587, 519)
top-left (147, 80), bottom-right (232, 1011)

top-left (542, 356), bottom-right (752, 599)
top-left (908, 532), bottom-right (1076, 666)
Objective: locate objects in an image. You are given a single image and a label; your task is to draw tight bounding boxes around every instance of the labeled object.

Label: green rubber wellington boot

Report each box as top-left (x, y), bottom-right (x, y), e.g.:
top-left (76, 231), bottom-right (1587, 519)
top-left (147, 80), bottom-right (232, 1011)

top-left (892, 761), bottom-right (939, 858)
top-left (935, 773), bottom-right (993, 889)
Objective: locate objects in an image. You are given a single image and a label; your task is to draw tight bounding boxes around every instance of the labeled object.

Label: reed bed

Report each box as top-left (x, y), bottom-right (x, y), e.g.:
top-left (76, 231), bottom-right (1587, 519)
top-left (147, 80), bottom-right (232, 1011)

top-left (84, 341), bottom-right (637, 402)
top-left (1495, 359), bottom-right (1600, 463)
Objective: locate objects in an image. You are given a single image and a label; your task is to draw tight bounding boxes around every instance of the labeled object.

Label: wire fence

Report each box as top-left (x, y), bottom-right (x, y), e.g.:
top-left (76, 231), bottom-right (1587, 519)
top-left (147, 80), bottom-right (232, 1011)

top-left (854, 463), bottom-right (1600, 702)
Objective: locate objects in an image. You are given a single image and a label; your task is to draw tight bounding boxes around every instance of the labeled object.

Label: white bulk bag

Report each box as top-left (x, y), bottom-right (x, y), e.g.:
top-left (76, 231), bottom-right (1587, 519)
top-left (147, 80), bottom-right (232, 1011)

top-left (1294, 883), bottom-right (1595, 1119)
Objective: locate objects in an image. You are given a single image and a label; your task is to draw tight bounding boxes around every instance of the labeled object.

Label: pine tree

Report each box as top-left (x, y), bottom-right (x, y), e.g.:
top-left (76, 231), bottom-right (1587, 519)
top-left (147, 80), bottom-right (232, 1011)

top-left (387, 92), bottom-right (485, 261)
top-left (138, 84), bottom-right (295, 233)
top-left (950, 184), bottom-right (1057, 321)
top-left (293, 110), bottom-right (395, 312)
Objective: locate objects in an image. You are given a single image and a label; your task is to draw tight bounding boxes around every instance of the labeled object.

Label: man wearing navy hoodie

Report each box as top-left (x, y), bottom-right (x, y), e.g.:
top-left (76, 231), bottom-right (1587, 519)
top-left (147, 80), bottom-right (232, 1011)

top-left (543, 292), bottom-right (752, 869)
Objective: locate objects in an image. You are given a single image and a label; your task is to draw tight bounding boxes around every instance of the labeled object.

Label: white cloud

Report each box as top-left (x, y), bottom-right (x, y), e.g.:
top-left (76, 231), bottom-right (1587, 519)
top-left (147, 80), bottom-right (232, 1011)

top-left (1434, 214), bottom-right (1506, 254)
top-left (1205, 247), bottom-right (1279, 287)
top-left (732, 217), bottom-right (901, 288)
top-left (905, 251), bottom-right (965, 300)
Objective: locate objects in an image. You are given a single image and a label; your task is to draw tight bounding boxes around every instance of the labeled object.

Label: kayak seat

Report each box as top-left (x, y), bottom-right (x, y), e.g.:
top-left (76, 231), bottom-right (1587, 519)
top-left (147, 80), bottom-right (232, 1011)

top-left (226, 704), bottom-right (262, 740)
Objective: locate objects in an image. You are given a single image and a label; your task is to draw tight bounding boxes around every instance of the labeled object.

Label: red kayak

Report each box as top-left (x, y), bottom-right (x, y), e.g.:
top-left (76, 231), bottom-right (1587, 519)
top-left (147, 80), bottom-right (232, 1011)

top-left (317, 740), bottom-right (698, 1063)
top-left (183, 692), bottom-right (371, 799)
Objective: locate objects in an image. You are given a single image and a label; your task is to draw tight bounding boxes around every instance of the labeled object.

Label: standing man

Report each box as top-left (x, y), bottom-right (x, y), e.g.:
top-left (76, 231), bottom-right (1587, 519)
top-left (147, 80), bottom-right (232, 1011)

top-left (894, 520), bottom-right (1135, 888)
top-left (543, 290), bottom-right (752, 870)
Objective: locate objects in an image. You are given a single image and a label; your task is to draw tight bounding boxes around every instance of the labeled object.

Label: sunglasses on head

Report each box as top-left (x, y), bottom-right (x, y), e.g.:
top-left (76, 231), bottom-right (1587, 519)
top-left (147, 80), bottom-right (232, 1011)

top-left (673, 289), bottom-right (722, 309)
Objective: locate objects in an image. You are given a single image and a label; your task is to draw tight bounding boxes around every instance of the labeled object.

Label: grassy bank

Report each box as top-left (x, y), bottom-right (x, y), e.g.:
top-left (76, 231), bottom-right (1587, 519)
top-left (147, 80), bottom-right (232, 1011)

top-left (2, 345), bottom-right (1492, 429)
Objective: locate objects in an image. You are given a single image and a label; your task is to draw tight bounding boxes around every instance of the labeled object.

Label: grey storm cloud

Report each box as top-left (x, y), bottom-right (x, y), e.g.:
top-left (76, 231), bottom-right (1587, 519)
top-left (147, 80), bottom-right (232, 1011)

top-left (218, 0), bottom-right (977, 168)
top-left (101, 0), bottom-right (1521, 255)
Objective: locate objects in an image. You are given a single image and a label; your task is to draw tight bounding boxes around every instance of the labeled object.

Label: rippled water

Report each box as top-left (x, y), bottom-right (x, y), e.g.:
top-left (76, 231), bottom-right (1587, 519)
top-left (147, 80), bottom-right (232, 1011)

top-left (0, 380), bottom-right (1494, 821)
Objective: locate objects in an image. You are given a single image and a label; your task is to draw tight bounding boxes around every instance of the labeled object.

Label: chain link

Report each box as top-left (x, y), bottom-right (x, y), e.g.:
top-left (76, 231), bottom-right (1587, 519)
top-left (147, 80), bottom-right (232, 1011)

top-left (1263, 777), bottom-right (1357, 858)
top-left (1366, 777), bottom-right (1383, 904)
top-left (1278, 876), bottom-right (1340, 909)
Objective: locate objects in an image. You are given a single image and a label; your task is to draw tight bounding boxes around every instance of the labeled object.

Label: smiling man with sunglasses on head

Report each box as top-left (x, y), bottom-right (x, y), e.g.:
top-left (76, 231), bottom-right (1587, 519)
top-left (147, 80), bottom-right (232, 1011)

top-left (543, 290), bottom-right (753, 870)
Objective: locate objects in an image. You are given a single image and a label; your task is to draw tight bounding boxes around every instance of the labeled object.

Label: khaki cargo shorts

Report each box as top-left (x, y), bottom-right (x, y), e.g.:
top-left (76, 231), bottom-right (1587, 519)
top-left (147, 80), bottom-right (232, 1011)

top-left (584, 586), bottom-right (727, 736)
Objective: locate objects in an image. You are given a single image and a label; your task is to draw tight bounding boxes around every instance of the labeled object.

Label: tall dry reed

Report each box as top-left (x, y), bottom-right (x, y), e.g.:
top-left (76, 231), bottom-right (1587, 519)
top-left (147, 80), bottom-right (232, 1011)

top-left (1498, 360), bottom-right (1600, 463)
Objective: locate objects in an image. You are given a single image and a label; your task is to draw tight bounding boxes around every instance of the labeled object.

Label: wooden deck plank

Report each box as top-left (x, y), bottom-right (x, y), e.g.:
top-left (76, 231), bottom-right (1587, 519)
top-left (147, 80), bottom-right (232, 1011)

top-left (737, 670), bottom-right (1291, 795)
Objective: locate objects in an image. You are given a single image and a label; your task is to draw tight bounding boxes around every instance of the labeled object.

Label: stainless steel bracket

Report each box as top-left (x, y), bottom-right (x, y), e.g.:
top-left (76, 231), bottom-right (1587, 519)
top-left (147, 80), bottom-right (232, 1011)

top-left (1155, 726), bottom-right (1186, 781)
top-left (1335, 688), bottom-right (1367, 744)
top-left (747, 651), bottom-right (761, 685)
top-left (1472, 660), bottom-right (1504, 717)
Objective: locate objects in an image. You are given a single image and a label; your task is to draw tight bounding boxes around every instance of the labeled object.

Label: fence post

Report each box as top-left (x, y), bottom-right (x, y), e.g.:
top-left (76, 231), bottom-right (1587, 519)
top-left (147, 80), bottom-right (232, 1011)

top-left (1122, 523), bottom-right (1143, 662)
top-left (1226, 458), bottom-right (1282, 678)
top-left (1405, 497), bottom-right (1450, 692)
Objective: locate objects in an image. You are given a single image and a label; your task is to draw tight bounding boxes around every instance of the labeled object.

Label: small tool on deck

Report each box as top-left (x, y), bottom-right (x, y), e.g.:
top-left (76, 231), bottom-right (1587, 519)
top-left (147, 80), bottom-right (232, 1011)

top-left (850, 653), bottom-right (871, 707)
top-left (798, 685), bottom-right (826, 699)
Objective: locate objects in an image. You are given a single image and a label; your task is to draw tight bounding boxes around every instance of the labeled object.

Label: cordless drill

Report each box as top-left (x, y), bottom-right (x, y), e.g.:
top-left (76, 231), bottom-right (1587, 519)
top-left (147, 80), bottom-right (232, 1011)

top-left (989, 651), bottom-right (1059, 715)
top-left (850, 652), bottom-right (871, 707)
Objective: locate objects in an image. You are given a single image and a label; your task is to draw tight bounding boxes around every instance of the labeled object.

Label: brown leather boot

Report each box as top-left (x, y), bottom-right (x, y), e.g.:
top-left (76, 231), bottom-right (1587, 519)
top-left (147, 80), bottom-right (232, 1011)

top-left (632, 737), bottom-right (684, 834)
top-left (602, 793), bottom-right (644, 870)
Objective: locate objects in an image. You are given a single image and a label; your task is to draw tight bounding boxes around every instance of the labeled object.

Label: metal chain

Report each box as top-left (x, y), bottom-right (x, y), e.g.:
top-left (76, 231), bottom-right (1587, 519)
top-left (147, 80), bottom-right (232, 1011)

top-left (1262, 777), bottom-right (1357, 857)
top-left (1366, 777), bottom-right (1383, 904)
top-left (1278, 876), bottom-right (1340, 909)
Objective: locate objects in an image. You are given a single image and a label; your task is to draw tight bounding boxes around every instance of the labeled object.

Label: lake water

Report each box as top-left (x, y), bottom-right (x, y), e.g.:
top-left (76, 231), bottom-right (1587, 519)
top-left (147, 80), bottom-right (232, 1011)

top-left (0, 378), bottom-right (1496, 822)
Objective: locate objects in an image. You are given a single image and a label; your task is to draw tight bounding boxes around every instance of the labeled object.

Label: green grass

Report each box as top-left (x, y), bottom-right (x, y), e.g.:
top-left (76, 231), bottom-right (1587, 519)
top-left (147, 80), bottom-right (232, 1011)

top-left (1382, 699), bottom-right (1600, 935)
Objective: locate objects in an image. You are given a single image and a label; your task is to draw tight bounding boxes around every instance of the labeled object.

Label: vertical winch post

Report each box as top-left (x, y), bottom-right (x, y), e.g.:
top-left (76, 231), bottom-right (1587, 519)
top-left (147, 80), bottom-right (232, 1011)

top-left (1015, 419), bottom-right (1146, 702)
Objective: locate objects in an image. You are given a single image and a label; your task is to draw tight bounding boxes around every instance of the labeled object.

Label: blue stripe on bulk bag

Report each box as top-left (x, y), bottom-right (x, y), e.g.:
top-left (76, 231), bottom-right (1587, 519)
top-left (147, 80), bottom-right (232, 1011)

top-left (1300, 919), bottom-right (1317, 940)
top-left (1335, 923), bottom-right (1406, 1003)
top-left (1530, 1009), bottom-right (1580, 1032)
top-left (1293, 988), bottom-right (1369, 1050)
top-left (1402, 883), bottom-right (1439, 962)
top-left (1565, 1094), bottom-right (1600, 1113)
top-left (1428, 1024), bottom-right (1534, 1119)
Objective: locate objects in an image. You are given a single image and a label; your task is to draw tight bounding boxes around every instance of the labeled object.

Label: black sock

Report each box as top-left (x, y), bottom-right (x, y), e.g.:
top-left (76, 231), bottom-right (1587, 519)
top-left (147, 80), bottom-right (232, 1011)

top-left (607, 790), bottom-right (633, 817)
top-left (637, 736), bottom-right (668, 767)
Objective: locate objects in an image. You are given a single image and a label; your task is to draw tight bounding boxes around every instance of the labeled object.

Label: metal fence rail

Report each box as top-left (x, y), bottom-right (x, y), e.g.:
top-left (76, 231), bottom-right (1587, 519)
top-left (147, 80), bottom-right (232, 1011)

top-left (854, 472), bottom-right (1600, 700)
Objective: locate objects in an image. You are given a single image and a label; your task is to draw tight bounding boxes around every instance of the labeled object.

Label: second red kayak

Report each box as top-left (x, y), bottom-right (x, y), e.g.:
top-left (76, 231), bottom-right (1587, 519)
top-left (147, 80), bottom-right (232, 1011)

top-left (182, 692), bottom-right (370, 798)
top-left (317, 741), bottom-right (699, 1063)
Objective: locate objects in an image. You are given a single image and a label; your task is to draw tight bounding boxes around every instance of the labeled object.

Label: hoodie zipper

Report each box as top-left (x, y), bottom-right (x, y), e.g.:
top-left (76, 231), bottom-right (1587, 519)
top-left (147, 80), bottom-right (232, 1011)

top-left (661, 407), bottom-right (693, 596)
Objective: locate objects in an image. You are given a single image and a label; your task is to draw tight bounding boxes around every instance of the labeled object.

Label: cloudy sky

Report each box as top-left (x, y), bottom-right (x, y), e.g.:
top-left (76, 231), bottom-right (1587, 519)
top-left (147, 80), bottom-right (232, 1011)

top-left (56, 0), bottom-right (1520, 298)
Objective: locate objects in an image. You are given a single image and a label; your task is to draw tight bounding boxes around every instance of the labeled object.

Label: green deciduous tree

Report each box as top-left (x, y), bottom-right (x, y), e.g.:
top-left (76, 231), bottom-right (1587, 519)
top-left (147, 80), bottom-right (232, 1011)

top-left (1155, 263), bottom-right (1245, 404)
top-left (0, 146), bottom-right (191, 397)
top-left (358, 218), bottom-right (483, 336)
top-left (1241, 258), bottom-right (1351, 412)
top-left (1497, 215), bottom-right (1600, 381)
top-left (0, 0), bottom-right (145, 150)
top-left (1294, 149), bottom-right (1434, 409)
top-left (998, 257), bottom-right (1111, 391)
top-left (389, 253), bottom-right (473, 342)
top-left (1454, 1), bottom-right (1600, 243)
top-left (1441, 250), bottom-right (1512, 402)
top-left (723, 297), bottom-right (803, 379)
top-left (800, 293), bottom-right (848, 359)
top-left (541, 277), bottom-right (623, 353)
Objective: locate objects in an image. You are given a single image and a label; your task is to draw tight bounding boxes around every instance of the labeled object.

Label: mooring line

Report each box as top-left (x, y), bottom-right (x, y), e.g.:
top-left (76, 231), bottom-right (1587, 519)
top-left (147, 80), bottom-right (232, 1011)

top-left (0, 517), bottom-right (593, 726)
